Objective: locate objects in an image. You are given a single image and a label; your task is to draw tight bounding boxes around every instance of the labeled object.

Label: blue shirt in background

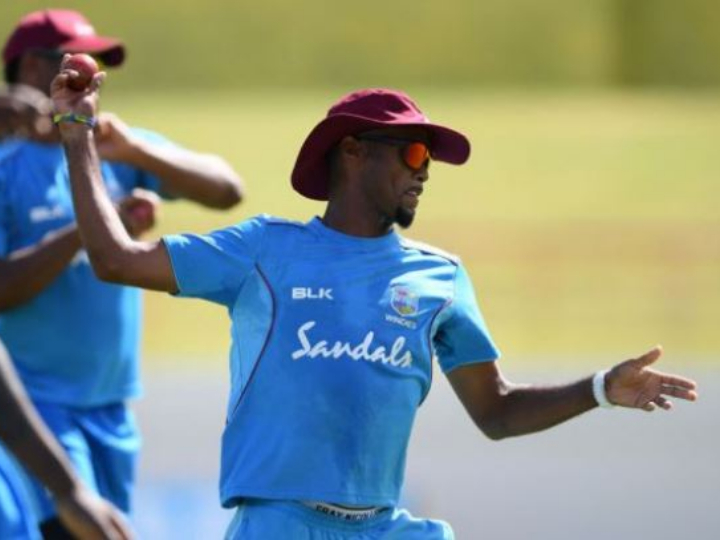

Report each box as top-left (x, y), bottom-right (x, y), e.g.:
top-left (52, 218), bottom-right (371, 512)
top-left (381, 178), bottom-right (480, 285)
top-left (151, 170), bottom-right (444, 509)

top-left (0, 131), bottom-right (168, 407)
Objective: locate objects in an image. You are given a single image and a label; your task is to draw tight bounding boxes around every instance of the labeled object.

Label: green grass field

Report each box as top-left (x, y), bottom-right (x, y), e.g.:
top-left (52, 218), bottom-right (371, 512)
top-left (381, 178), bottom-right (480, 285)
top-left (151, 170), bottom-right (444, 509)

top-left (102, 89), bottom-right (720, 366)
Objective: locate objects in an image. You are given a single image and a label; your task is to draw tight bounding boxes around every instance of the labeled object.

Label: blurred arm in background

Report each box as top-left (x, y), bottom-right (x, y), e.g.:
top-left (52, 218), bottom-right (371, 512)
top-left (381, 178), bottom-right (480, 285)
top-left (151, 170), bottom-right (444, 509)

top-left (1, 81), bottom-right (244, 209)
top-left (0, 191), bottom-right (159, 311)
top-left (0, 83), bottom-right (55, 142)
top-left (95, 112), bottom-right (244, 209)
top-left (0, 339), bottom-right (134, 540)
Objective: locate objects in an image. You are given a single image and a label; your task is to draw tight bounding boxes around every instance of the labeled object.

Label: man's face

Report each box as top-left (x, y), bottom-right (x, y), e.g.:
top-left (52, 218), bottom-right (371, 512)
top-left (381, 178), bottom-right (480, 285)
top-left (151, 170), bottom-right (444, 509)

top-left (356, 127), bottom-right (431, 230)
top-left (19, 49), bottom-right (66, 95)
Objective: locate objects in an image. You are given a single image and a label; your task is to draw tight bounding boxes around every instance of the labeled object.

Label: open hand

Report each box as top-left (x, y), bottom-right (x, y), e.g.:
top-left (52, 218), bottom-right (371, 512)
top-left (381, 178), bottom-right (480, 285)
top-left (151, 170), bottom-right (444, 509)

top-left (606, 346), bottom-right (698, 411)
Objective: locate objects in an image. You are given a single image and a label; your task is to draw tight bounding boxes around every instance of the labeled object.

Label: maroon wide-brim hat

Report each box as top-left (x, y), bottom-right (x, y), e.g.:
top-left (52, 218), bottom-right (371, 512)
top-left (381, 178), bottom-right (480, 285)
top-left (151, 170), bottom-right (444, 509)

top-left (3, 9), bottom-right (125, 68)
top-left (291, 88), bottom-right (471, 201)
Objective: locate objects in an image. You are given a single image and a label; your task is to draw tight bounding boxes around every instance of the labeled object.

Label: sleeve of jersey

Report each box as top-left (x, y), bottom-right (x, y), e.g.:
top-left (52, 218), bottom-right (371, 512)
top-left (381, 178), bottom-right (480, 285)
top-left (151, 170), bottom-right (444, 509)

top-left (109, 128), bottom-right (178, 199)
top-left (162, 217), bottom-right (266, 306)
top-left (432, 263), bottom-right (500, 373)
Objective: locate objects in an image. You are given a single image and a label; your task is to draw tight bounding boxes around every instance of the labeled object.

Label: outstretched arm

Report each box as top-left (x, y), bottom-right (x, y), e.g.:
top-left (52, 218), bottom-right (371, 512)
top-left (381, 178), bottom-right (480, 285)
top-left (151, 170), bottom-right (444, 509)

top-left (52, 61), bottom-right (177, 292)
top-left (448, 346), bottom-right (698, 441)
top-left (0, 340), bottom-right (134, 540)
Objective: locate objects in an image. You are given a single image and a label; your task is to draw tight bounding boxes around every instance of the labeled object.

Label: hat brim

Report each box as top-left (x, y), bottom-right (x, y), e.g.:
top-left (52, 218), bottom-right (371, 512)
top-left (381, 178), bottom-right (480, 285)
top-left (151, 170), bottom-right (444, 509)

top-left (60, 36), bottom-right (125, 67)
top-left (291, 113), bottom-right (471, 201)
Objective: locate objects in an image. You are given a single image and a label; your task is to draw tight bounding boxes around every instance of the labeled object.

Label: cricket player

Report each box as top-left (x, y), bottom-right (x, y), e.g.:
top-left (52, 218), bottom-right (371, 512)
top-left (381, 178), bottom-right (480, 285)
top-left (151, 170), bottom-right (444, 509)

top-left (0, 339), bottom-right (133, 540)
top-left (51, 59), bottom-right (698, 538)
top-left (0, 9), bottom-right (244, 538)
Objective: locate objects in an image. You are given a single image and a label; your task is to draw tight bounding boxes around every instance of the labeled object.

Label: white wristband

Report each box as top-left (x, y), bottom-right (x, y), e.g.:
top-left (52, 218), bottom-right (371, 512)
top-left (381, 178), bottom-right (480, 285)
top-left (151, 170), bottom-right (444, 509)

top-left (592, 369), bottom-right (614, 409)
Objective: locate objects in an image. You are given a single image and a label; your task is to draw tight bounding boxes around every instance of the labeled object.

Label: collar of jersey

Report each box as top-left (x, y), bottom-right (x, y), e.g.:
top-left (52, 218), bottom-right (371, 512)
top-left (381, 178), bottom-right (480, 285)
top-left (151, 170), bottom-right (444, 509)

top-left (308, 216), bottom-right (400, 251)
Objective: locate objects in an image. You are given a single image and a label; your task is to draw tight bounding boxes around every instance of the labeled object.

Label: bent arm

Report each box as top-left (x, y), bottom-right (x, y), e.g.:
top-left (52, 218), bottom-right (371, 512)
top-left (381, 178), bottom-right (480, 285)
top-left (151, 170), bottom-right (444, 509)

top-left (447, 361), bottom-right (596, 441)
top-left (0, 190), bottom-right (164, 310)
top-left (0, 225), bottom-right (81, 310)
top-left (51, 67), bottom-right (176, 292)
top-left (1, 340), bottom-right (135, 539)
top-left (125, 142), bottom-right (244, 209)
top-left (96, 114), bottom-right (244, 209)
top-left (0, 340), bottom-right (80, 498)
top-left (61, 124), bottom-right (177, 292)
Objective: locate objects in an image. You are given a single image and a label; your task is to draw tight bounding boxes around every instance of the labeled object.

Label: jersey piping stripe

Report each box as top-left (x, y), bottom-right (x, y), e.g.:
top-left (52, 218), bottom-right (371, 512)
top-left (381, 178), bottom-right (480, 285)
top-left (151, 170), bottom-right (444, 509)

top-left (227, 264), bottom-right (276, 424)
top-left (420, 297), bottom-right (452, 406)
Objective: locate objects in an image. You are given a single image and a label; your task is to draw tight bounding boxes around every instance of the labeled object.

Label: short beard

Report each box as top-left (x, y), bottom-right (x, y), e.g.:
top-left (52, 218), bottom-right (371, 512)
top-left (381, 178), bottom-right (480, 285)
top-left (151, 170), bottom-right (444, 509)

top-left (394, 207), bottom-right (415, 229)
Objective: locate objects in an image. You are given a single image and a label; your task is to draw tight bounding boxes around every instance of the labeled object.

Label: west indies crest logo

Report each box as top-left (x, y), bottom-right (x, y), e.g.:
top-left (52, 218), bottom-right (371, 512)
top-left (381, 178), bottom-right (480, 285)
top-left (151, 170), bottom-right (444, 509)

top-left (390, 286), bottom-right (419, 317)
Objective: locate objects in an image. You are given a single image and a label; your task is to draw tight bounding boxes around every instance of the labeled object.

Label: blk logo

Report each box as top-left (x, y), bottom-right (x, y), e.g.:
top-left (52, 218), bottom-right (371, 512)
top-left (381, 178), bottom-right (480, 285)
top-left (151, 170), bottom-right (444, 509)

top-left (292, 287), bottom-right (334, 300)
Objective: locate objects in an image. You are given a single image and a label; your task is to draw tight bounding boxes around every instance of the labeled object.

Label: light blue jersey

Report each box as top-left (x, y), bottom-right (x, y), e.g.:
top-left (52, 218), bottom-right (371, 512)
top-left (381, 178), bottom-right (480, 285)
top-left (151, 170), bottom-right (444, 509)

top-left (164, 215), bottom-right (499, 508)
top-left (0, 131), bottom-right (167, 407)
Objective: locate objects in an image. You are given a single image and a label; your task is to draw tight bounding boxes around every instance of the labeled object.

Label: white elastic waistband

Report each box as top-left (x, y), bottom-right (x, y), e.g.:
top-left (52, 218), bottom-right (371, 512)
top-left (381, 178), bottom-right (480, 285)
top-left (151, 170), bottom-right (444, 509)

top-left (300, 501), bottom-right (388, 521)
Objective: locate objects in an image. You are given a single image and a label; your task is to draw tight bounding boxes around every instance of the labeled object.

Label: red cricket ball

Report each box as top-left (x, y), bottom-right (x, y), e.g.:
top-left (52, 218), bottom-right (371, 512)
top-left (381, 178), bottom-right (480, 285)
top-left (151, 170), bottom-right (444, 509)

top-left (130, 201), bottom-right (154, 223)
top-left (65, 54), bottom-right (99, 92)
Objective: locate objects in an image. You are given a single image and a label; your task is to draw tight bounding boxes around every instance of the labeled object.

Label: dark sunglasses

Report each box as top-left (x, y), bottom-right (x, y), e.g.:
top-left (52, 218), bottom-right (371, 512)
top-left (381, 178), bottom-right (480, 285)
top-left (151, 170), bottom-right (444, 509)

top-left (30, 49), bottom-right (65, 61)
top-left (356, 134), bottom-right (431, 171)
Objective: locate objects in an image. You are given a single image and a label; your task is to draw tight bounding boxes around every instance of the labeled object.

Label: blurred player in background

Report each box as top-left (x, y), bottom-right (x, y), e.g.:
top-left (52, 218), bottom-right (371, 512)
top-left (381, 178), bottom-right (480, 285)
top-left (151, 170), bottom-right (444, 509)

top-left (1, 338), bottom-right (133, 540)
top-left (0, 9), bottom-right (244, 539)
top-left (51, 60), bottom-right (697, 539)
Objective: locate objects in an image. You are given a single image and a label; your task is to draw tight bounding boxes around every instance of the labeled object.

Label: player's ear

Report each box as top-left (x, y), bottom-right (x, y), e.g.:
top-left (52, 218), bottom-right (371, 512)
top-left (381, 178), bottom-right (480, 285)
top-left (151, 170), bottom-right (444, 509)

top-left (326, 136), bottom-right (357, 178)
top-left (336, 136), bottom-right (373, 180)
top-left (327, 136), bottom-right (368, 195)
top-left (337, 135), bottom-right (365, 160)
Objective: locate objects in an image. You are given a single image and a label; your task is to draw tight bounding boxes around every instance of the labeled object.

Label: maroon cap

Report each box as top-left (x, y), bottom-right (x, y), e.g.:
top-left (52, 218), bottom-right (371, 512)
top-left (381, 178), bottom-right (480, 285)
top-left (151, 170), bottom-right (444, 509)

top-left (3, 10), bottom-right (125, 67)
top-left (291, 88), bottom-right (471, 201)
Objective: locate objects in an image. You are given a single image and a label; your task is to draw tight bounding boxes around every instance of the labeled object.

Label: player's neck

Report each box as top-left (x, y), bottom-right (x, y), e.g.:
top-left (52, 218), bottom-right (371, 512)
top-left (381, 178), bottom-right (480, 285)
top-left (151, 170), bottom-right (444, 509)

top-left (322, 202), bottom-right (393, 238)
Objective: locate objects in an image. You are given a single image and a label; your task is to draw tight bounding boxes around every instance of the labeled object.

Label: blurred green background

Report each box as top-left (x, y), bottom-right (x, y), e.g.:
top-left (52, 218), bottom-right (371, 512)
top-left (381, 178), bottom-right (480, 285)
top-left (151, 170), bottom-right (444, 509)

top-left (5, 0), bottom-right (720, 89)
top-left (2, 1), bottom-right (718, 364)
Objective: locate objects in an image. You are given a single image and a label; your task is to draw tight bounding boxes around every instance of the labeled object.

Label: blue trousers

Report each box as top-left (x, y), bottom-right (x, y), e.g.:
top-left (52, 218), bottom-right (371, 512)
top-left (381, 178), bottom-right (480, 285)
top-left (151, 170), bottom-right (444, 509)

top-left (0, 444), bottom-right (40, 540)
top-left (23, 401), bottom-right (140, 521)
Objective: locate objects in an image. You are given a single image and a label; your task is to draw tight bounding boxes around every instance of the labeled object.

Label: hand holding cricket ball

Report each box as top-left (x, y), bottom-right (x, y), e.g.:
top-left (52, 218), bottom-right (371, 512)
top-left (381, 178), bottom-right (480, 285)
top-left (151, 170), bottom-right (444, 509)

top-left (51, 54), bottom-right (104, 124)
top-left (118, 189), bottom-right (160, 238)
